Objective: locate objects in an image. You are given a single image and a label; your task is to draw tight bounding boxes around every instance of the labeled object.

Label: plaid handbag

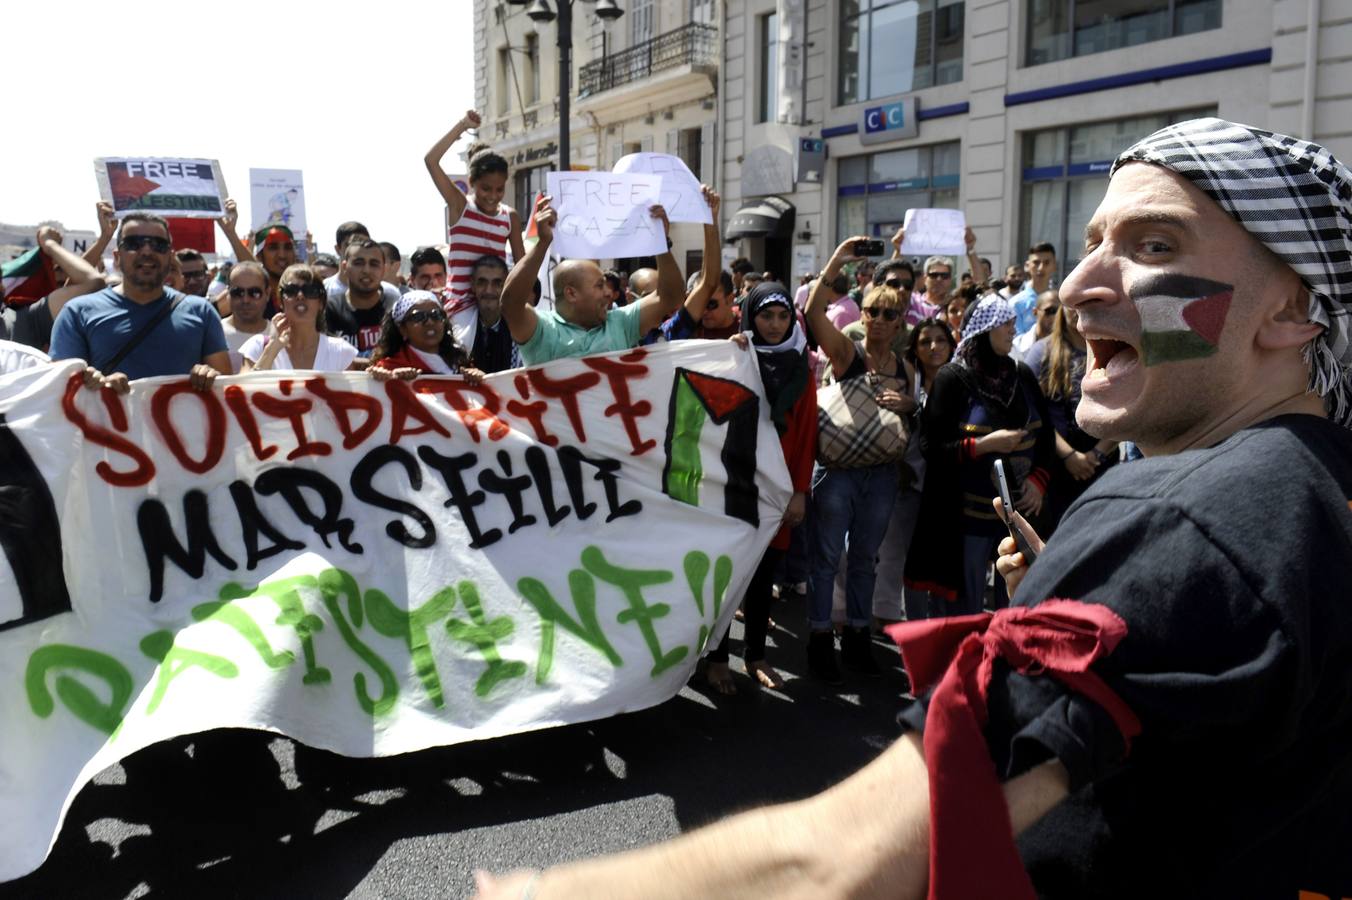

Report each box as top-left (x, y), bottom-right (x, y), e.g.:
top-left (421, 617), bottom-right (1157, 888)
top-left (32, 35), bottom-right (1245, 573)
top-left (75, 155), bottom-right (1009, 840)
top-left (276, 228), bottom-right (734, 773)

top-left (816, 370), bottom-right (911, 469)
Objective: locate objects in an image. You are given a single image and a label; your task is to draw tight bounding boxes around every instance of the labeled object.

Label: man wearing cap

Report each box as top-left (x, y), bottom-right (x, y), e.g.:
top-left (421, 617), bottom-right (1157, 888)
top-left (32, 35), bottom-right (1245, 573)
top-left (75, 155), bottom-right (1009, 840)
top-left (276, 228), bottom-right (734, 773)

top-left (472, 118), bottom-right (1352, 899)
top-left (499, 195), bottom-right (685, 365)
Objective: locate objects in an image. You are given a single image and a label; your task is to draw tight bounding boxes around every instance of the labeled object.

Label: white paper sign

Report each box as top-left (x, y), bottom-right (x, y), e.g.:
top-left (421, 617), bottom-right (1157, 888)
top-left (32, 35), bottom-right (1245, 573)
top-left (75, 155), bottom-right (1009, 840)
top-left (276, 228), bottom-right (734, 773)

top-left (899, 208), bottom-right (967, 257)
top-left (0, 344), bottom-right (790, 882)
top-left (791, 244), bottom-right (817, 282)
top-left (249, 168), bottom-right (307, 240)
top-left (611, 153), bottom-right (712, 225)
top-left (547, 171), bottom-right (666, 259)
top-left (94, 157), bottom-right (227, 219)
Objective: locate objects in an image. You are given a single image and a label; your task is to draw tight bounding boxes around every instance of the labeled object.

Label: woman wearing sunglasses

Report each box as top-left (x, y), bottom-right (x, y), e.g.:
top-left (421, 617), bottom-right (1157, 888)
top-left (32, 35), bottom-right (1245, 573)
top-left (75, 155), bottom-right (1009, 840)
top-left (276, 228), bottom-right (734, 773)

top-left (220, 262), bottom-right (276, 373)
top-left (369, 290), bottom-right (485, 383)
top-left (239, 264), bottom-right (360, 372)
top-left (803, 237), bottom-right (917, 684)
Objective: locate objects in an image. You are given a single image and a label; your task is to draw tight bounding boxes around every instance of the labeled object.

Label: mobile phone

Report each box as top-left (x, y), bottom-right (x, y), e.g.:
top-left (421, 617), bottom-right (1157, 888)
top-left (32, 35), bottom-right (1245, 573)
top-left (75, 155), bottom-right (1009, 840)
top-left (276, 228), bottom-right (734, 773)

top-left (993, 459), bottom-right (1039, 565)
top-left (853, 239), bottom-right (885, 257)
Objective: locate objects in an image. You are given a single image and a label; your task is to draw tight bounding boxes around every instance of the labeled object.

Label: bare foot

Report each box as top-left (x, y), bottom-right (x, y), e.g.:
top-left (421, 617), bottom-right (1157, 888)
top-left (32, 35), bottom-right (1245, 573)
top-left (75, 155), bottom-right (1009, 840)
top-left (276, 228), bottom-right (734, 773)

top-left (705, 661), bottom-right (737, 695)
top-left (745, 659), bottom-right (785, 690)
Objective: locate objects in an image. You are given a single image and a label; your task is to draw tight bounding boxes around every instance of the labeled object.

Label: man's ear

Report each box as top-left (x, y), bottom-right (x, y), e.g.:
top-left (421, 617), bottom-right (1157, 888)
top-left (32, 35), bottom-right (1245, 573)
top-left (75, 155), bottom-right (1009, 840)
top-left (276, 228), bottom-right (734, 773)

top-left (1256, 277), bottom-right (1324, 351)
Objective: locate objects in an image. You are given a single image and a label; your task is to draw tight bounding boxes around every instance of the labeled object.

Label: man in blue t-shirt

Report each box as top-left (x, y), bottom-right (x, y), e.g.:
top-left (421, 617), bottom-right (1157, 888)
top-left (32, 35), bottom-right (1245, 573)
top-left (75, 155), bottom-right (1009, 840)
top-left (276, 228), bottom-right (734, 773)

top-left (1010, 241), bottom-right (1057, 336)
top-left (49, 212), bottom-right (230, 393)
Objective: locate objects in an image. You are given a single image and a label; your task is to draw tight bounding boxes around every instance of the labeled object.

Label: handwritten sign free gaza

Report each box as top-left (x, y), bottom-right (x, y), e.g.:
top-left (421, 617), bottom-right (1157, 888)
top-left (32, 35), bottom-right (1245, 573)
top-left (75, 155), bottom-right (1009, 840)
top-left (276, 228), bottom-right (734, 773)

top-left (546, 171), bottom-right (667, 259)
top-left (0, 342), bottom-right (790, 883)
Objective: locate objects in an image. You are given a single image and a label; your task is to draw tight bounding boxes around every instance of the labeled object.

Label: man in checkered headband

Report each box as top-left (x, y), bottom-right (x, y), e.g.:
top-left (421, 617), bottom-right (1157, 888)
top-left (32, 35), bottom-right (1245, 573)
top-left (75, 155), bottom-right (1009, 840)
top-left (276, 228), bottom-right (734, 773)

top-left (1062, 117), bottom-right (1352, 450)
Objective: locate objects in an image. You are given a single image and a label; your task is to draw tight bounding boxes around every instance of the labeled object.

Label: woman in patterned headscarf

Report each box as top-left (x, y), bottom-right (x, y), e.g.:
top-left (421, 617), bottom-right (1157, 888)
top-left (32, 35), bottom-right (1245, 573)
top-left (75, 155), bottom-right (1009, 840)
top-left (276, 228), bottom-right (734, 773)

top-left (904, 293), bottom-right (1055, 616)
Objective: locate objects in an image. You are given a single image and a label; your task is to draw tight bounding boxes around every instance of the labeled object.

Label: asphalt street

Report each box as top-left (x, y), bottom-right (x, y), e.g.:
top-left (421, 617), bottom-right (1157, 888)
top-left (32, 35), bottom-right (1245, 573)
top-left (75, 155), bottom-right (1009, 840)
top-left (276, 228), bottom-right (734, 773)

top-left (0, 603), bottom-right (910, 900)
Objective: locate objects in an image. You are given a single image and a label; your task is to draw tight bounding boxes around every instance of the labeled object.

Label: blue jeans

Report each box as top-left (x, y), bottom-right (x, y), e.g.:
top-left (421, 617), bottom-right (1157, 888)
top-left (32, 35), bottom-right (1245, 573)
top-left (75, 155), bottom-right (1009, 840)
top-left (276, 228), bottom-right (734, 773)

top-left (959, 533), bottom-right (1008, 616)
top-left (808, 464), bottom-right (900, 630)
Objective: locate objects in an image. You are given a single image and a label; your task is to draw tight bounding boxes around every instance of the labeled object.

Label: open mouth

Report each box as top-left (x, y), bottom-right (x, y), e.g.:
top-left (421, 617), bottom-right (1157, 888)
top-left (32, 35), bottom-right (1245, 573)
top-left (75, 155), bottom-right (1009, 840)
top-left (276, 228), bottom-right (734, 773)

top-left (1086, 337), bottom-right (1139, 378)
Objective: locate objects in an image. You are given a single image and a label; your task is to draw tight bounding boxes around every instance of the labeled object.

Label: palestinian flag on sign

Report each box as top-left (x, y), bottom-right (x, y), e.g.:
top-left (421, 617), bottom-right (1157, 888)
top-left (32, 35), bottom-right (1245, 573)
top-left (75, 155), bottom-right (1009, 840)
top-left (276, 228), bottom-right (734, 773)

top-left (1, 247), bottom-right (57, 307)
top-left (1135, 274), bottom-right (1233, 366)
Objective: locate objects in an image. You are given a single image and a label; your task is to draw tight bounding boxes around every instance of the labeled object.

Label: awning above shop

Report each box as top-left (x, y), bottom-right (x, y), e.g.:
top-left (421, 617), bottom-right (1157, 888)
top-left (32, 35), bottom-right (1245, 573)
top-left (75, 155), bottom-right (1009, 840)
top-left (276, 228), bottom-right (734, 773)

top-left (725, 196), bottom-right (795, 242)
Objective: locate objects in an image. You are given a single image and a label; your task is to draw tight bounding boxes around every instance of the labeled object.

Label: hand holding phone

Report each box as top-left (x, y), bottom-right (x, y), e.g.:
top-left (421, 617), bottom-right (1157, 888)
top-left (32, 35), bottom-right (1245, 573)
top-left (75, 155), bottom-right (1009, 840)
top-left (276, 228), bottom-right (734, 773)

top-left (852, 239), bottom-right (885, 257)
top-left (993, 459), bottom-right (1039, 565)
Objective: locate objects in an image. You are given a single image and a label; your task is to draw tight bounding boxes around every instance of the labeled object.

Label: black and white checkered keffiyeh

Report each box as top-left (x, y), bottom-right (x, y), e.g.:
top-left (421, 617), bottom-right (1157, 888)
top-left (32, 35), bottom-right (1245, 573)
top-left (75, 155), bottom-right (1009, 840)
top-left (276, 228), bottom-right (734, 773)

top-left (1111, 117), bottom-right (1352, 427)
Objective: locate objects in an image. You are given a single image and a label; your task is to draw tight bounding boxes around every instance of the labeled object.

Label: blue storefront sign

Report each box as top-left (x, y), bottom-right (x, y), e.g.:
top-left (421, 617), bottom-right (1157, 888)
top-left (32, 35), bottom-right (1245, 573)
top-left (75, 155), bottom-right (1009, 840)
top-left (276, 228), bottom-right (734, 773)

top-left (860, 97), bottom-right (918, 145)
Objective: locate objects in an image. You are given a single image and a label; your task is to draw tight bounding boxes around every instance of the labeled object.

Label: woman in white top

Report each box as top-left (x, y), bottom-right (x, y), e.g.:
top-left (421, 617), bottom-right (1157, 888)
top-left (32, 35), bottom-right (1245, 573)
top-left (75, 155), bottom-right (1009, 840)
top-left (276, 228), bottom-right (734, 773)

top-left (239, 264), bottom-right (359, 372)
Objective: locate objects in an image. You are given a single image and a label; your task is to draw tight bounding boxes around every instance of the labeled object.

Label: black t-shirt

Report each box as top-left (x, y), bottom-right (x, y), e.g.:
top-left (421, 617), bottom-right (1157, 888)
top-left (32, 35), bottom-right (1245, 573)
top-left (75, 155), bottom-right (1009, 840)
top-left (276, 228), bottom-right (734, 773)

top-left (325, 293), bottom-right (391, 355)
top-left (900, 414), bottom-right (1352, 898)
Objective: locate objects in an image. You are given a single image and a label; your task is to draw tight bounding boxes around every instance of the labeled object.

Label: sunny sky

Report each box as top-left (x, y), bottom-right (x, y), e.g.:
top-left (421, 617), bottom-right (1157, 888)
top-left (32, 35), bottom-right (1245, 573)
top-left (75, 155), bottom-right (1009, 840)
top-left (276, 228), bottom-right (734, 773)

top-left (4, 1), bottom-right (478, 258)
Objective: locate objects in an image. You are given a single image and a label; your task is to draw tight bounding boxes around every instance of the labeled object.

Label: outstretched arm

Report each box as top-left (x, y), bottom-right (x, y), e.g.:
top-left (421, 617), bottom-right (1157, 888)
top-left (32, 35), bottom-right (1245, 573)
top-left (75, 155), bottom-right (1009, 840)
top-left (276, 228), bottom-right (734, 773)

top-left (217, 199), bottom-right (255, 263)
top-left (807, 237), bottom-right (868, 378)
top-left (474, 732), bottom-right (1069, 900)
top-left (83, 202), bottom-right (117, 269)
top-left (500, 194), bottom-right (554, 346)
top-left (675, 187), bottom-right (722, 325)
top-left (637, 205), bottom-right (686, 335)
top-left (38, 226), bottom-right (105, 315)
top-left (425, 110), bottom-right (481, 226)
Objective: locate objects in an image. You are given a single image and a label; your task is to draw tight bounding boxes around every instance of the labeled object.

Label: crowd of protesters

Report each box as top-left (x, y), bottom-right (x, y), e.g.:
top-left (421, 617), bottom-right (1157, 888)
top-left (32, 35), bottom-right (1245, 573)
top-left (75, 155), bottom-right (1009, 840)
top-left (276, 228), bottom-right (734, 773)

top-left (0, 108), bottom-right (1122, 696)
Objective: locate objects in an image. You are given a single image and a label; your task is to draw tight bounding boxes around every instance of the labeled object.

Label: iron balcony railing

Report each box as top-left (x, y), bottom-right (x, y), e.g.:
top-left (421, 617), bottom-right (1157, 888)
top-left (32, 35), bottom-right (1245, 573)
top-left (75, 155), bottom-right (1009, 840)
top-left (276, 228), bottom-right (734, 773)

top-left (579, 23), bottom-right (717, 96)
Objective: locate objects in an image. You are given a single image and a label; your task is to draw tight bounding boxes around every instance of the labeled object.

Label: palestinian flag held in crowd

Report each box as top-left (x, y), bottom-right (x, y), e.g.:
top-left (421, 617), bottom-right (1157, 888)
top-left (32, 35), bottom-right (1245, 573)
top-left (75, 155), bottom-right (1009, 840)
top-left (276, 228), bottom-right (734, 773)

top-left (0, 248), bottom-right (57, 307)
top-left (1134, 273), bottom-right (1234, 366)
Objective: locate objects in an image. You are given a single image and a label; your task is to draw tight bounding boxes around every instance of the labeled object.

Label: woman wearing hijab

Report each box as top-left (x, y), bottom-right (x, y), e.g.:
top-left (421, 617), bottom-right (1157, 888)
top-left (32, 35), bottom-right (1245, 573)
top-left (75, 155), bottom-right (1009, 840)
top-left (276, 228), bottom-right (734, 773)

top-left (904, 294), bottom-right (1055, 616)
top-left (804, 238), bottom-right (915, 684)
top-left (703, 282), bottom-right (816, 693)
top-left (369, 289), bottom-right (485, 382)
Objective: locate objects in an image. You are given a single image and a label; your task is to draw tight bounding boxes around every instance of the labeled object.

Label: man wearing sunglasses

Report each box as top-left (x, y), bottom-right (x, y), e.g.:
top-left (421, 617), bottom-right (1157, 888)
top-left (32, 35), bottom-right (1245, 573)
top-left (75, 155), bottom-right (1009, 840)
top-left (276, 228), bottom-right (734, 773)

top-left (50, 212), bottom-right (230, 393)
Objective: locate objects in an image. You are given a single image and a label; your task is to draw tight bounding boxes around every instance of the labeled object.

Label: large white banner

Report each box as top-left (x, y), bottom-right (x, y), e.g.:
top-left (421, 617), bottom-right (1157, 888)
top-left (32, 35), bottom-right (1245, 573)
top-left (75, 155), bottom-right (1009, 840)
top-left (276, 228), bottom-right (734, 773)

top-left (0, 342), bottom-right (790, 882)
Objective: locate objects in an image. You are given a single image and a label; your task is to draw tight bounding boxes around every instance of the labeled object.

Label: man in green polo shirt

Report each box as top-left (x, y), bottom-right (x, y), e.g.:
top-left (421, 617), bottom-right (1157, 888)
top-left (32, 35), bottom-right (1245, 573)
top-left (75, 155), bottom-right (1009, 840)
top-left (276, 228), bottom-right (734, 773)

top-left (502, 193), bottom-right (688, 365)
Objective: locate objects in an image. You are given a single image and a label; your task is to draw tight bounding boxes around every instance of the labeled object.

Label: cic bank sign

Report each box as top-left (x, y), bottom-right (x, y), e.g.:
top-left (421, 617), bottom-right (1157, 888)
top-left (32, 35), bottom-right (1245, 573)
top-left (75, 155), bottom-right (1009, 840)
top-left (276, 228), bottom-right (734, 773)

top-left (859, 97), bottom-right (919, 145)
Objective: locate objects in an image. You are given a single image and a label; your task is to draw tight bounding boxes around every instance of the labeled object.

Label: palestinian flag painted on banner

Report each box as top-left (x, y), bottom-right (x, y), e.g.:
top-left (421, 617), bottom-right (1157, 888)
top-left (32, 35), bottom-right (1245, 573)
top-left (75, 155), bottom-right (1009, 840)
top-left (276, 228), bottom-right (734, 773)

top-left (0, 248), bottom-right (56, 307)
top-left (1134, 274), bottom-right (1233, 366)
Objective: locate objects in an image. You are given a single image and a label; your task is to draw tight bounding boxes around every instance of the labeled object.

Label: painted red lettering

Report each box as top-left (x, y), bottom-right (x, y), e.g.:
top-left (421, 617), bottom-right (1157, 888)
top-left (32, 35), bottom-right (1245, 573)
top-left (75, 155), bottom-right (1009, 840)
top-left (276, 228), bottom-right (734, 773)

top-left (526, 368), bottom-right (601, 444)
top-left (251, 387), bottom-right (332, 461)
top-left (306, 378), bottom-right (383, 450)
top-left (506, 374), bottom-right (557, 446)
top-left (150, 382), bottom-right (226, 474)
top-left (583, 350), bottom-right (656, 455)
top-left (415, 380), bottom-right (511, 443)
top-left (385, 380), bottom-right (451, 443)
top-left (223, 386), bottom-right (279, 461)
top-left (60, 373), bottom-right (154, 487)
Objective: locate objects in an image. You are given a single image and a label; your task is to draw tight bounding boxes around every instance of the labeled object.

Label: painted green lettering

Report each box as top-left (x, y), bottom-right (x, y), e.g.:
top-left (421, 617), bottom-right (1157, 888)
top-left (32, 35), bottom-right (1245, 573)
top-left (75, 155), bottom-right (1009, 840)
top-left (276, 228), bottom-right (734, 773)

top-left (315, 569), bottom-right (399, 717)
top-left (365, 585), bottom-right (458, 708)
top-left (445, 581), bottom-right (527, 698)
top-left (518, 569), bottom-right (622, 684)
top-left (220, 577), bottom-right (331, 684)
top-left (581, 546), bottom-right (687, 677)
top-left (139, 630), bottom-right (239, 715)
top-left (192, 598), bottom-right (296, 669)
top-left (25, 644), bottom-right (134, 736)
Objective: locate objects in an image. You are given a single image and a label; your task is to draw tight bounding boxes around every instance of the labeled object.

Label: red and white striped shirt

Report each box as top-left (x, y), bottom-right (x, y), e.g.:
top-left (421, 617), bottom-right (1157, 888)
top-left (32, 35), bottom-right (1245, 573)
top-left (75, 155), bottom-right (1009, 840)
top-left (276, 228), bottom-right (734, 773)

top-left (445, 198), bottom-right (514, 314)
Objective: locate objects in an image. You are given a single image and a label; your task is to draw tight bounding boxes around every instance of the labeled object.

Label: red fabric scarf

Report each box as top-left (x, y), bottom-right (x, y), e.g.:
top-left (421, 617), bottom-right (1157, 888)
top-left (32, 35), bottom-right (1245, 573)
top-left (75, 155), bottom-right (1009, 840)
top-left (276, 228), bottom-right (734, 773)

top-left (885, 600), bottom-right (1141, 900)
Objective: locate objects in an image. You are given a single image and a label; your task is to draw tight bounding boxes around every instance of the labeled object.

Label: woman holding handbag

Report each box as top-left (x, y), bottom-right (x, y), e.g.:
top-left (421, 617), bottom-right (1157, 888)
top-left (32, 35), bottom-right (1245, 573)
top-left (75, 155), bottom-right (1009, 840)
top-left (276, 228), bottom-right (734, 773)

top-left (802, 237), bottom-right (915, 684)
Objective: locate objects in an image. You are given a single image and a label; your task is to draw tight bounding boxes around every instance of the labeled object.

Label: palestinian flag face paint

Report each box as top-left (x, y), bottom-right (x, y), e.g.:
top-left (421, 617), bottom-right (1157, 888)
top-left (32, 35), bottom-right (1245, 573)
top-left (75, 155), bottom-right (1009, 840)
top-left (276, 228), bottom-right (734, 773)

top-left (1130, 273), bottom-right (1233, 367)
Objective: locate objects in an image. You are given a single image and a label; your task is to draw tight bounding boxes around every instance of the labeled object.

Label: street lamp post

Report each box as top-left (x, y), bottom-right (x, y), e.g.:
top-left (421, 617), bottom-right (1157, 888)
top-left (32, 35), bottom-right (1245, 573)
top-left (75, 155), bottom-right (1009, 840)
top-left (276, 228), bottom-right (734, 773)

top-left (508, 0), bottom-right (624, 172)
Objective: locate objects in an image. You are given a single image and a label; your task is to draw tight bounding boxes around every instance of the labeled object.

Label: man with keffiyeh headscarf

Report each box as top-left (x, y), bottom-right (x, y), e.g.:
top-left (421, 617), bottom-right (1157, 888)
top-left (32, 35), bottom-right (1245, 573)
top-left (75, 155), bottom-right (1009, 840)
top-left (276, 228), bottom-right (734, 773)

top-left (472, 118), bottom-right (1352, 900)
